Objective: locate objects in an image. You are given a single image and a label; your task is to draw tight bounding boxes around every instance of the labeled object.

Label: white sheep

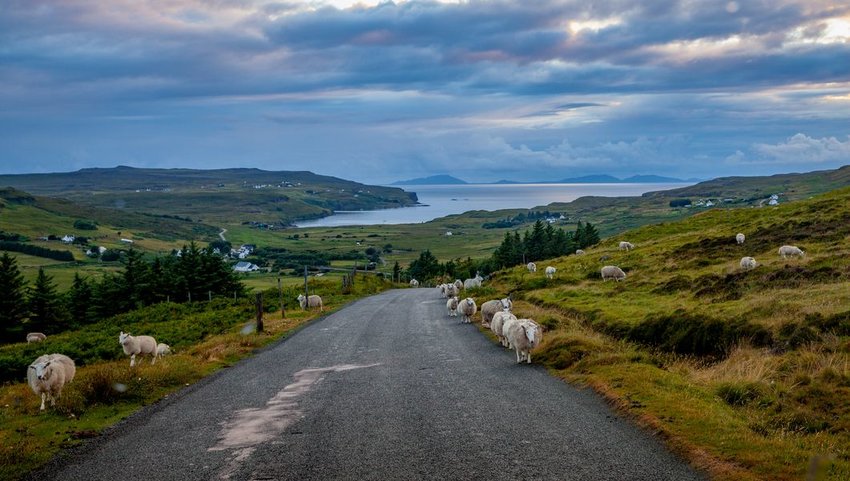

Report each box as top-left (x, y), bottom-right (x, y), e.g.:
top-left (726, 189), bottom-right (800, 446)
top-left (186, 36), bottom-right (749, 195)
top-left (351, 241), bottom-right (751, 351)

top-left (545, 266), bottom-right (556, 279)
top-left (459, 297), bottom-right (477, 324)
top-left (619, 241), bottom-right (635, 251)
top-left (446, 296), bottom-right (459, 317)
top-left (297, 294), bottom-right (324, 311)
top-left (439, 284), bottom-right (448, 297)
top-left (736, 233), bottom-right (745, 245)
top-left (575, 249), bottom-right (585, 255)
top-left (740, 256), bottom-right (757, 271)
top-left (156, 343), bottom-right (173, 359)
top-left (445, 283), bottom-right (458, 298)
top-left (463, 273), bottom-right (483, 289)
top-left (119, 331), bottom-right (158, 367)
top-left (778, 245), bottom-right (805, 259)
top-left (409, 279), bottom-right (419, 288)
top-left (28, 353), bottom-right (76, 410)
top-left (491, 311), bottom-right (517, 348)
top-left (601, 265), bottom-right (627, 282)
top-left (527, 262), bottom-right (537, 273)
top-left (26, 332), bottom-right (47, 343)
top-left (480, 298), bottom-right (512, 328)
top-left (504, 319), bottom-right (543, 364)
top-left (453, 279), bottom-right (463, 291)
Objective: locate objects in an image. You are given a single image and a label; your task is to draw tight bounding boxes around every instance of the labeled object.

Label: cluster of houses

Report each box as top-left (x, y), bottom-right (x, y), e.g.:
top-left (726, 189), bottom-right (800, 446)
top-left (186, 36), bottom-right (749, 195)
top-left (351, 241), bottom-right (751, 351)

top-left (230, 244), bottom-right (255, 259)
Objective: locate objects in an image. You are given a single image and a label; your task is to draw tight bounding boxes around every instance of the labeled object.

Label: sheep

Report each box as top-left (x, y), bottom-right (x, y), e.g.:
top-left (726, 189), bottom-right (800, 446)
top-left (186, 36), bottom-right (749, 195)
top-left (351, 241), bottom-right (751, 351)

top-left (454, 279), bottom-right (463, 291)
top-left (409, 279), bottom-right (419, 288)
top-left (445, 283), bottom-right (458, 298)
top-left (119, 331), bottom-right (158, 367)
top-left (463, 273), bottom-right (483, 289)
top-left (778, 245), bottom-right (805, 259)
top-left (459, 298), bottom-right (477, 324)
top-left (26, 332), bottom-right (47, 343)
top-left (439, 284), bottom-right (448, 297)
top-left (601, 265), bottom-right (626, 282)
top-left (545, 266), bottom-right (556, 279)
top-left (736, 233), bottom-right (745, 245)
top-left (575, 249), bottom-right (585, 255)
top-left (297, 294), bottom-right (324, 311)
top-left (504, 319), bottom-right (543, 364)
top-left (28, 354), bottom-right (75, 410)
top-left (527, 262), bottom-right (537, 273)
top-left (502, 317), bottom-right (520, 349)
top-left (740, 256), bottom-right (757, 271)
top-left (491, 311), bottom-right (517, 348)
top-left (446, 296), bottom-right (459, 317)
top-left (619, 241), bottom-right (635, 251)
top-left (156, 343), bottom-right (173, 359)
top-left (480, 298), bottom-right (512, 328)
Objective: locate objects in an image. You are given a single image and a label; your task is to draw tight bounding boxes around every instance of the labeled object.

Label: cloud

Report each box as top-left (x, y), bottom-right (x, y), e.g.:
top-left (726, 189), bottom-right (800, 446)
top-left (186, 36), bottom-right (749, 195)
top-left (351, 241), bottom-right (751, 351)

top-left (728, 133), bottom-right (850, 165)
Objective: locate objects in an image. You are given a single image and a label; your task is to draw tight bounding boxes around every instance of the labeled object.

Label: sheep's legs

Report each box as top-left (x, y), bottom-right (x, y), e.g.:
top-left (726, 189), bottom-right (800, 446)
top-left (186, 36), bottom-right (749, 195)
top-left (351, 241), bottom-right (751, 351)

top-left (130, 354), bottom-right (136, 367)
top-left (151, 354), bottom-right (156, 365)
top-left (527, 353), bottom-right (532, 364)
top-left (40, 393), bottom-right (46, 410)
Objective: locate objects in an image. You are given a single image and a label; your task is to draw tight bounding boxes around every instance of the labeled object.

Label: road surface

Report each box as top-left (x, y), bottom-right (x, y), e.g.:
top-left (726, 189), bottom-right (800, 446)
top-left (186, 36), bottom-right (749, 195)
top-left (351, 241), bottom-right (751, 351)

top-left (34, 289), bottom-right (704, 481)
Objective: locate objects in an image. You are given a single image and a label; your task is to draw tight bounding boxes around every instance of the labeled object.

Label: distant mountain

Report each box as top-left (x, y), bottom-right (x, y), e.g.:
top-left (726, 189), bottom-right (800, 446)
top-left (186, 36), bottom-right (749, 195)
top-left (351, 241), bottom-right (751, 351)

top-left (493, 180), bottom-right (522, 184)
top-left (393, 174), bottom-right (467, 185)
top-left (557, 174), bottom-right (621, 183)
top-left (621, 175), bottom-right (690, 183)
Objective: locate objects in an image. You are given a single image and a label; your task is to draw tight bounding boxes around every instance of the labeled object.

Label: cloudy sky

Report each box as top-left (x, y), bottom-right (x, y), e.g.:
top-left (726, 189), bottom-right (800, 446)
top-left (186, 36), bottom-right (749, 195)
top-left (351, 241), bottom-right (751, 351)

top-left (2, 0), bottom-right (850, 183)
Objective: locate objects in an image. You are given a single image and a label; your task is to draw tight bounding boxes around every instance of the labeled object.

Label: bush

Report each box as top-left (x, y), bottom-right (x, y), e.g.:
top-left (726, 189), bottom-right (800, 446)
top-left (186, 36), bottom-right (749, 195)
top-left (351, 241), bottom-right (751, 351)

top-left (717, 381), bottom-right (766, 406)
top-left (73, 219), bottom-right (97, 230)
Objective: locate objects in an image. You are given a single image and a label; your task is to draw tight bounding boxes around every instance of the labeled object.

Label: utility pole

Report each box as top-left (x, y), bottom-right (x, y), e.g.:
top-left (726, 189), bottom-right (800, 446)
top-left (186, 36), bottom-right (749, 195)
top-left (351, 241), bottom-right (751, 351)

top-left (278, 276), bottom-right (285, 319)
top-left (303, 265), bottom-right (309, 298)
top-left (255, 292), bottom-right (264, 333)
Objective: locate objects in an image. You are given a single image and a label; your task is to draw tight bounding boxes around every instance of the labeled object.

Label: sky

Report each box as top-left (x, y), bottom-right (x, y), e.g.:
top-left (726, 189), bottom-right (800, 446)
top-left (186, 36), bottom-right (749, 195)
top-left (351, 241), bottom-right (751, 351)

top-left (1, 0), bottom-right (850, 184)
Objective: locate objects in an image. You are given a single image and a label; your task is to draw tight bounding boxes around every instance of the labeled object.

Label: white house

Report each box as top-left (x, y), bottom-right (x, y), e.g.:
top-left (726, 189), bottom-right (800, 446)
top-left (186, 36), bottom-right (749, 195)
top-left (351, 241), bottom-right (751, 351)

top-left (61, 235), bottom-right (75, 243)
top-left (120, 238), bottom-right (134, 244)
top-left (768, 198), bottom-right (779, 206)
top-left (445, 231), bottom-right (453, 236)
top-left (233, 261), bottom-right (260, 273)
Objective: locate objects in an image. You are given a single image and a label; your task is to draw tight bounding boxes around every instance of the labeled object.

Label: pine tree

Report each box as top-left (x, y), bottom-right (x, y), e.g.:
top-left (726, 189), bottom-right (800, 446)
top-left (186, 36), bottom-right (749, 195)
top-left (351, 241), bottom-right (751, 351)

top-left (66, 273), bottom-right (92, 327)
top-left (581, 222), bottom-right (600, 247)
top-left (0, 252), bottom-right (28, 341)
top-left (27, 268), bottom-right (64, 333)
top-left (407, 250), bottom-right (441, 282)
top-left (392, 261), bottom-right (401, 282)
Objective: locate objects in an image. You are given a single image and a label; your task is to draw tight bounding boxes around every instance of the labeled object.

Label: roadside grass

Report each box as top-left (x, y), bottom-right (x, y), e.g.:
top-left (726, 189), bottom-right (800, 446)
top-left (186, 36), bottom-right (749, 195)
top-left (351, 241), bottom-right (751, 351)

top-left (0, 274), bottom-right (395, 480)
top-left (475, 186), bottom-right (850, 480)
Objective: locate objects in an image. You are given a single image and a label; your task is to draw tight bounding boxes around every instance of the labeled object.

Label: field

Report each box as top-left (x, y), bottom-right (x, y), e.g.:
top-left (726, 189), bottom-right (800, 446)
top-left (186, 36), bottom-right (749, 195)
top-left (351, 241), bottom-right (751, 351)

top-left (472, 185), bottom-right (850, 480)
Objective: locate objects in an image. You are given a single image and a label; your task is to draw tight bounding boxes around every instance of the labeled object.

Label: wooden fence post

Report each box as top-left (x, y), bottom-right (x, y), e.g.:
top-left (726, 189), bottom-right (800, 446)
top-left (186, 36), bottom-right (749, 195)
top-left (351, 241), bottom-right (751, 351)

top-left (278, 277), bottom-right (285, 319)
top-left (255, 292), bottom-right (264, 333)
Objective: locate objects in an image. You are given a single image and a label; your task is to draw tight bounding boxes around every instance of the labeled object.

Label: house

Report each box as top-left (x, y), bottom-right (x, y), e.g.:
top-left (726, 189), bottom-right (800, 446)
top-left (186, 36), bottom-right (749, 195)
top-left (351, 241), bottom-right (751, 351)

top-left (233, 261), bottom-right (260, 273)
top-left (445, 231), bottom-right (453, 236)
top-left (704, 200), bottom-right (715, 207)
top-left (61, 235), bottom-right (75, 243)
top-left (768, 198), bottom-right (779, 206)
top-left (120, 238), bottom-right (134, 244)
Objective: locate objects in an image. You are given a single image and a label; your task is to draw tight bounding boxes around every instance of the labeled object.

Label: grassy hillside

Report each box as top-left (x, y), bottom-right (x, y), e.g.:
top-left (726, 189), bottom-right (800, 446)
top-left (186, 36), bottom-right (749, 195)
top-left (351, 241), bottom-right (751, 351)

top-left (0, 166), bottom-right (417, 226)
top-left (476, 185), bottom-right (850, 480)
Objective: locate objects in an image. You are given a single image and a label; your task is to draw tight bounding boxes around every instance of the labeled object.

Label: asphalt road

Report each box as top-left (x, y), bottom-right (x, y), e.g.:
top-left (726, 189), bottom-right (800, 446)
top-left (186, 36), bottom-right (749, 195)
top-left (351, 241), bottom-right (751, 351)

top-left (36, 288), bottom-right (705, 481)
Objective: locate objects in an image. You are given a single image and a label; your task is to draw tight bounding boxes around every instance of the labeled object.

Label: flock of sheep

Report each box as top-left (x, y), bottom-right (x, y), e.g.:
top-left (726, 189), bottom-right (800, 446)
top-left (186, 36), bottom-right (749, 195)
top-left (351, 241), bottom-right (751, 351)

top-left (735, 233), bottom-right (804, 270)
top-left (438, 279), bottom-right (542, 364)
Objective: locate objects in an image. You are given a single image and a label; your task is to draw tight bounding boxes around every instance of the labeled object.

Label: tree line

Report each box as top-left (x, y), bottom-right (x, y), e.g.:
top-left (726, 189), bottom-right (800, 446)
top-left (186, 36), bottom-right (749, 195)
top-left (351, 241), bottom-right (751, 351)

top-left (0, 243), bottom-right (245, 343)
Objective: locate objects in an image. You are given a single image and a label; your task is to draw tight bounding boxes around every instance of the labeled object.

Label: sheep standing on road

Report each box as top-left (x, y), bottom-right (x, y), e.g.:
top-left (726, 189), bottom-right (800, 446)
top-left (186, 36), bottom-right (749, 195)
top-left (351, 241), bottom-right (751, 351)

top-left (454, 279), bottom-right (464, 291)
top-left (619, 241), bottom-right (635, 251)
top-left (445, 283), bottom-right (458, 298)
top-left (545, 266), bottom-right (556, 279)
top-left (736, 233), bottom-right (745, 245)
top-left (779, 245), bottom-right (805, 259)
top-left (459, 298), bottom-right (477, 324)
top-left (480, 298), bottom-right (512, 328)
top-left (28, 354), bottom-right (76, 410)
top-left (297, 294), bottom-right (324, 311)
top-left (446, 296), bottom-right (459, 317)
top-left (504, 319), bottom-right (543, 364)
top-left (26, 332), bottom-right (46, 343)
top-left (601, 265), bottom-right (627, 282)
top-left (119, 331), bottom-right (158, 367)
top-left (491, 311), bottom-right (517, 348)
top-left (409, 279), bottom-right (419, 288)
top-left (527, 262), bottom-right (537, 273)
top-left (740, 257), bottom-right (757, 271)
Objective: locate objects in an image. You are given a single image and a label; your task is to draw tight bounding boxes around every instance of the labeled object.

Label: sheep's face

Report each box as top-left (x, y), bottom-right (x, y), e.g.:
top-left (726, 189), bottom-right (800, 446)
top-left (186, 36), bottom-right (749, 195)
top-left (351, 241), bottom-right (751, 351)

top-left (119, 332), bottom-right (130, 345)
top-left (500, 298), bottom-right (512, 311)
top-left (31, 361), bottom-right (51, 380)
top-left (525, 325), bottom-right (539, 345)
top-left (297, 294), bottom-right (305, 302)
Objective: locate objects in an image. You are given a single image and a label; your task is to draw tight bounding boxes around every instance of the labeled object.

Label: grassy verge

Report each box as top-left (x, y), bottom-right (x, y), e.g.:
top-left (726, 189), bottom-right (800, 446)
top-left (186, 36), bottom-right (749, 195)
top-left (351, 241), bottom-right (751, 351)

top-left (0, 274), bottom-right (395, 480)
top-left (471, 187), bottom-right (850, 481)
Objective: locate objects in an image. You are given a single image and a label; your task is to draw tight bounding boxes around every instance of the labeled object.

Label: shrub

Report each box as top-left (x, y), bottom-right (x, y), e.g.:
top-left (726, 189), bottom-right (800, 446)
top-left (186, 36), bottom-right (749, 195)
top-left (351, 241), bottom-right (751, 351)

top-left (717, 381), bottom-right (766, 406)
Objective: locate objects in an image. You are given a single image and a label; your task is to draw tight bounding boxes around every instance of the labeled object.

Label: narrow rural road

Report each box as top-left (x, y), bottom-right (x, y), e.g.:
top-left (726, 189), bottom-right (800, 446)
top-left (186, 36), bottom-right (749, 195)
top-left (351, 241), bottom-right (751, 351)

top-left (36, 289), bottom-right (704, 481)
top-left (218, 228), bottom-right (227, 241)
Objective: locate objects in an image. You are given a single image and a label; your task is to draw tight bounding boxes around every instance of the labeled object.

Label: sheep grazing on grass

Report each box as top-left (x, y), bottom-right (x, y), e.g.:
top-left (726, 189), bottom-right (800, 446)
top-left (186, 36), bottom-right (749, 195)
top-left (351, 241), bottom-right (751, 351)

top-left (119, 331), bottom-right (158, 367)
top-left (297, 294), bottom-right (324, 311)
top-left (480, 298), bottom-right (512, 328)
top-left (459, 298), bottom-right (477, 324)
top-left (736, 233), bottom-right (746, 245)
top-left (740, 257), bottom-right (757, 271)
top-left (619, 241), bottom-right (635, 251)
top-left (491, 311), bottom-right (517, 348)
top-left (504, 319), bottom-right (543, 364)
top-left (28, 354), bottom-right (76, 410)
top-left (545, 266), bottom-right (556, 279)
top-left (454, 279), bottom-right (463, 291)
top-left (446, 296), bottom-right (459, 317)
top-left (409, 279), bottom-right (419, 288)
top-left (601, 265), bottom-right (627, 282)
top-left (464, 274), bottom-right (483, 289)
top-left (527, 262), bottom-right (537, 273)
top-left (156, 343), bottom-right (173, 359)
top-left (779, 245), bottom-right (805, 259)
top-left (26, 332), bottom-right (46, 343)
top-left (575, 249), bottom-right (585, 255)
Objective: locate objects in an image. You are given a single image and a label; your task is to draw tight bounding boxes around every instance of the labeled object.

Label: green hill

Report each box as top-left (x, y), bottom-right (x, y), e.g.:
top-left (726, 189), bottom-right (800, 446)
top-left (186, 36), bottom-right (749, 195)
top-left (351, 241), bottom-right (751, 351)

top-left (481, 185), bottom-right (850, 480)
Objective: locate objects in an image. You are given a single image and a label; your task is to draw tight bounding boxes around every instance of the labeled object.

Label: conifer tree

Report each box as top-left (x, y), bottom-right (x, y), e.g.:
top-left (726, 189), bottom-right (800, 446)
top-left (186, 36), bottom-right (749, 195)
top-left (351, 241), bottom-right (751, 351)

top-left (0, 252), bottom-right (28, 341)
top-left (66, 273), bottom-right (92, 327)
top-left (27, 268), bottom-right (64, 333)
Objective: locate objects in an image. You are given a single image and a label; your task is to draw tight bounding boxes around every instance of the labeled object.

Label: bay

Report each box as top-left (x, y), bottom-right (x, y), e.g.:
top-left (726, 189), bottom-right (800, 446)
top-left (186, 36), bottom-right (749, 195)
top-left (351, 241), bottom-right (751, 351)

top-left (295, 183), bottom-right (690, 228)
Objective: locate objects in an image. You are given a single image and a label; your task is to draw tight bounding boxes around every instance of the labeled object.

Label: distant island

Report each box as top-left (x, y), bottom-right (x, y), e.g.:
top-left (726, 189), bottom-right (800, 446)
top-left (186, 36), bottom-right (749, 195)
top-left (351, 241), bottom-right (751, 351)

top-left (393, 174), bottom-right (468, 185)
